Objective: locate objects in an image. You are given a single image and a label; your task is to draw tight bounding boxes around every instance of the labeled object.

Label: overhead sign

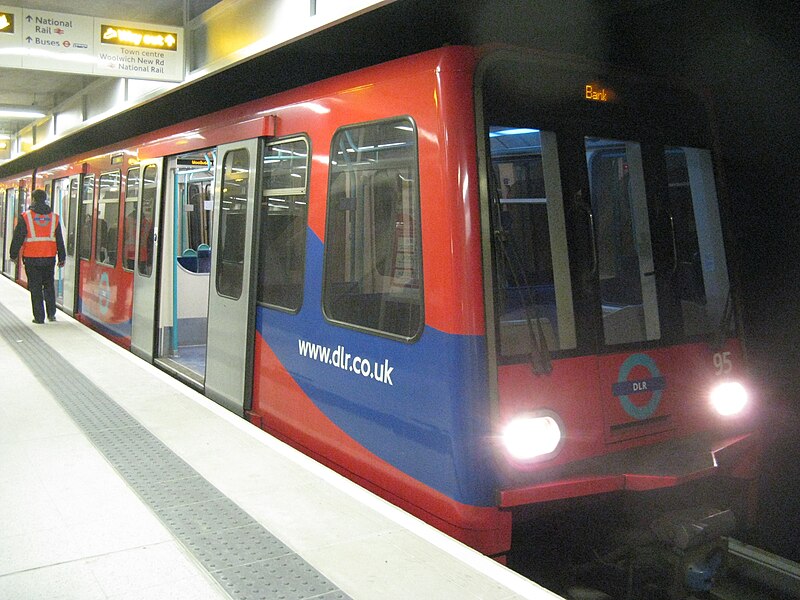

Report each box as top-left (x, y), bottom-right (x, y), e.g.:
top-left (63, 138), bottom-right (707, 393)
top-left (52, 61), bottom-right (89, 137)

top-left (100, 24), bottom-right (178, 51)
top-left (0, 5), bottom-right (183, 82)
top-left (95, 18), bottom-right (182, 80)
top-left (21, 9), bottom-right (95, 72)
top-left (0, 11), bottom-right (15, 34)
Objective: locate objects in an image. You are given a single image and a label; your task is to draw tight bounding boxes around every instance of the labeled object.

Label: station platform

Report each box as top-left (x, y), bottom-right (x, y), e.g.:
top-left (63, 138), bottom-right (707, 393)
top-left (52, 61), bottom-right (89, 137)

top-left (0, 276), bottom-right (561, 600)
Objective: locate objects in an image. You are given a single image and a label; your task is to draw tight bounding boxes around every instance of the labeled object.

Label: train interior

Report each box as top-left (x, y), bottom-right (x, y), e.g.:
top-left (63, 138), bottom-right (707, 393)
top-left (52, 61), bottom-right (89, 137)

top-left (156, 149), bottom-right (216, 384)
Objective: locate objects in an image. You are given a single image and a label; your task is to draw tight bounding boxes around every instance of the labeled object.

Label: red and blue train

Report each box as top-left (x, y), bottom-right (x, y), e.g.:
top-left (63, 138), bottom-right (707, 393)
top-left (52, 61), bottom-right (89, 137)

top-left (0, 45), bottom-right (759, 566)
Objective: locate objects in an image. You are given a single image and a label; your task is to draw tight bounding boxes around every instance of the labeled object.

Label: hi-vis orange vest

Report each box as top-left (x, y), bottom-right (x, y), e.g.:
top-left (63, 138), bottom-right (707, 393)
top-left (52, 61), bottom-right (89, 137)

top-left (21, 210), bottom-right (59, 258)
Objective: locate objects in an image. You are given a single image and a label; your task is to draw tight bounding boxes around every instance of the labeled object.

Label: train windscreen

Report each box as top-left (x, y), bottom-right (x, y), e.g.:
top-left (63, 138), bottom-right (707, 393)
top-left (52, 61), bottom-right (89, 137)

top-left (480, 51), bottom-right (733, 362)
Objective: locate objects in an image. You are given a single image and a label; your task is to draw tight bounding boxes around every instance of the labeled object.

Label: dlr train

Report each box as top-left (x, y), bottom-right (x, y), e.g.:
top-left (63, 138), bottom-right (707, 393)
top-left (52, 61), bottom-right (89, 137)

top-left (0, 45), bottom-right (759, 569)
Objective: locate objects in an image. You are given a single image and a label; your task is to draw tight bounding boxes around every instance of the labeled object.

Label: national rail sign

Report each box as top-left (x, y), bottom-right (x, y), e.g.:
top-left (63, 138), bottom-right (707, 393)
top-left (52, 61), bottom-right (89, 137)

top-left (95, 19), bottom-right (183, 81)
top-left (0, 5), bottom-right (183, 82)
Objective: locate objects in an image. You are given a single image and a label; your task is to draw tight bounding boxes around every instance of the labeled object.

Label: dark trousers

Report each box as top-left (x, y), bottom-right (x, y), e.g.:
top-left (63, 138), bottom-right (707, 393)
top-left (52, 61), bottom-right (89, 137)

top-left (24, 260), bottom-right (57, 323)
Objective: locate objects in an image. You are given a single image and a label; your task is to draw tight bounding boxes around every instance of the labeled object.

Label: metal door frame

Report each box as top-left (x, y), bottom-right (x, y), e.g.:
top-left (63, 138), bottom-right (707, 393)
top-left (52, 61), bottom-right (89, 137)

top-left (131, 158), bottom-right (165, 361)
top-left (204, 139), bottom-right (261, 415)
top-left (54, 175), bottom-right (81, 314)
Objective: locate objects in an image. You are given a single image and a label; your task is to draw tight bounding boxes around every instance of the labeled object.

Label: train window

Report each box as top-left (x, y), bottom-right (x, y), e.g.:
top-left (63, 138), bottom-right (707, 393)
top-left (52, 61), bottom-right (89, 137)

top-left (122, 167), bottom-right (140, 271)
top-left (586, 137), bottom-right (660, 346)
top-left (216, 149), bottom-right (250, 299)
top-left (665, 146), bottom-right (731, 337)
top-left (95, 172), bottom-right (121, 266)
top-left (67, 178), bottom-right (79, 257)
top-left (257, 137), bottom-right (309, 312)
top-left (323, 118), bottom-right (423, 340)
top-left (138, 165), bottom-right (158, 277)
top-left (490, 127), bottom-right (577, 357)
top-left (78, 175), bottom-right (95, 260)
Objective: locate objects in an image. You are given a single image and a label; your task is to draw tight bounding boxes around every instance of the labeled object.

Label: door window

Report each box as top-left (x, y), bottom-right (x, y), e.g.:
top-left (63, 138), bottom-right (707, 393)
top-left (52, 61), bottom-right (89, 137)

top-left (67, 178), bottom-right (79, 257)
top-left (122, 167), bottom-right (140, 271)
top-left (665, 146), bottom-right (731, 337)
top-left (215, 149), bottom-right (250, 299)
top-left (586, 138), bottom-right (660, 346)
top-left (78, 175), bottom-right (95, 261)
top-left (138, 165), bottom-right (158, 277)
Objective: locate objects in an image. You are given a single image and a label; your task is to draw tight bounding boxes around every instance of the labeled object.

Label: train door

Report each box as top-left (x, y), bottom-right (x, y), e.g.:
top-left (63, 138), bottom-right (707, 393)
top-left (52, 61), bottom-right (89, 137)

top-left (130, 160), bottom-right (164, 361)
top-left (204, 139), bottom-right (260, 415)
top-left (51, 178), bottom-right (68, 306)
top-left (153, 151), bottom-right (214, 385)
top-left (3, 188), bottom-right (18, 279)
top-left (52, 175), bottom-right (81, 313)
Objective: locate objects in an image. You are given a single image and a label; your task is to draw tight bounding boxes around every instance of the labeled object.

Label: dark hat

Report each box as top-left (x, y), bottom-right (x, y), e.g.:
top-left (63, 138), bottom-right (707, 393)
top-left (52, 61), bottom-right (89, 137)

top-left (31, 189), bottom-right (47, 204)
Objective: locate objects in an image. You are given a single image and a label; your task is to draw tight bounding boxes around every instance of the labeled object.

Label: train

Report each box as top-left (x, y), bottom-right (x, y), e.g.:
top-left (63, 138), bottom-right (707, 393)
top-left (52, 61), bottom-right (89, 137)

top-left (0, 43), bottom-right (759, 590)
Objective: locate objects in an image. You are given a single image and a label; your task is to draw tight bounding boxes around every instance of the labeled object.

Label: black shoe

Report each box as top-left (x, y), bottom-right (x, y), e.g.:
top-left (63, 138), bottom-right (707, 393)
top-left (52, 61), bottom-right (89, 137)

top-left (32, 319), bottom-right (44, 324)
top-left (47, 315), bottom-right (56, 322)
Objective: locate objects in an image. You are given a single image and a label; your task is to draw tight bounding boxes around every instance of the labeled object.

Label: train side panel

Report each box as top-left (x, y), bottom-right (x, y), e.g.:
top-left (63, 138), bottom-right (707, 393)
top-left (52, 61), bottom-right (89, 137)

top-left (250, 48), bottom-right (511, 553)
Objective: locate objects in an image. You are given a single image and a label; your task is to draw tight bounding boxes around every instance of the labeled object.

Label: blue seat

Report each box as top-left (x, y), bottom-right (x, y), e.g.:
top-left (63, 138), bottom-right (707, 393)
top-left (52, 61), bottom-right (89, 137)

top-left (177, 248), bottom-right (199, 272)
top-left (197, 244), bottom-right (211, 273)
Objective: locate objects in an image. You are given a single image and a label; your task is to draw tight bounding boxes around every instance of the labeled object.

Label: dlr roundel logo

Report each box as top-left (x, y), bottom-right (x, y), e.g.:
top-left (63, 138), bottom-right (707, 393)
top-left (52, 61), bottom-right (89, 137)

top-left (611, 353), bottom-right (667, 420)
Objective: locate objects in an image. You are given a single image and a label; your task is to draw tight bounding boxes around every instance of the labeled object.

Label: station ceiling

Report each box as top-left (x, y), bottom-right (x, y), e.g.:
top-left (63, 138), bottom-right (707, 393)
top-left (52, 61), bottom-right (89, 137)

top-left (0, 0), bottom-right (184, 137)
top-left (0, 0), bottom-right (797, 176)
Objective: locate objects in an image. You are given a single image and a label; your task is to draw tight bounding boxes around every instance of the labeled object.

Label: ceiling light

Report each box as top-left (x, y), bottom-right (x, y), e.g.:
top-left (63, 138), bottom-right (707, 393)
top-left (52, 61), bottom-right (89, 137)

top-left (0, 109), bottom-right (46, 119)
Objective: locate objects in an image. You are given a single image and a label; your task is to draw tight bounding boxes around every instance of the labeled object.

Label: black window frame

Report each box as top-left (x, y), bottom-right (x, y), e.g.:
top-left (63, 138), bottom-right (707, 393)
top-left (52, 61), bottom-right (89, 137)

top-left (321, 116), bottom-right (424, 342)
top-left (256, 135), bottom-right (311, 313)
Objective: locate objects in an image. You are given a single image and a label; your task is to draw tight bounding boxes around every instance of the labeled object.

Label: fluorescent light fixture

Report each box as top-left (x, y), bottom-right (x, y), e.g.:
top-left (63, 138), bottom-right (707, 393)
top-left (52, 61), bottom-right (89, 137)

top-left (489, 127), bottom-right (540, 137)
top-left (0, 109), bottom-right (46, 119)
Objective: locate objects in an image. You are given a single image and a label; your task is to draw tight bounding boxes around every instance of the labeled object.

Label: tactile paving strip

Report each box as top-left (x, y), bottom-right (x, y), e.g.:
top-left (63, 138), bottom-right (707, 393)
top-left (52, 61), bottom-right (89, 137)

top-left (0, 303), bottom-right (351, 600)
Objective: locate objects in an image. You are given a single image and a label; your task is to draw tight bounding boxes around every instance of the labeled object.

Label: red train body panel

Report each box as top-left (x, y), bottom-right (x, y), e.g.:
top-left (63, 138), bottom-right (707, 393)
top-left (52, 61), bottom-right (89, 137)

top-left (0, 45), bottom-right (759, 562)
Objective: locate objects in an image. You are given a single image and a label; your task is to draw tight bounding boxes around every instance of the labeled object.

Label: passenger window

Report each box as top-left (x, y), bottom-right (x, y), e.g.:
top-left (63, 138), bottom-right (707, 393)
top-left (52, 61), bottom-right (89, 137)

top-left (665, 146), bottom-right (731, 337)
top-left (78, 175), bottom-right (95, 261)
top-left (216, 149), bottom-right (250, 299)
top-left (122, 167), bottom-right (140, 271)
top-left (96, 171), bottom-right (121, 266)
top-left (323, 118), bottom-right (423, 340)
top-left (67, 178), bottom-right (79, 257)
top-left (138, 165), bottom-right (158, 277)
top-left (257, 137), bottom-right (309, 311)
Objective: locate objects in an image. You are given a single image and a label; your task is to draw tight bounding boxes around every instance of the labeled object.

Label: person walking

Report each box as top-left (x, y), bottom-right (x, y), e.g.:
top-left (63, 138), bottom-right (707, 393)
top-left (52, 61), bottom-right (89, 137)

top-left (9, 188), bottom-right (66, 324)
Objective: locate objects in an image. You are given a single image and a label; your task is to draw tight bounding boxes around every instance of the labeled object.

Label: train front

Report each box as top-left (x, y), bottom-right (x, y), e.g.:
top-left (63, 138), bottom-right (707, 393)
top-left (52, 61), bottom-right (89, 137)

top-left (473, 48), bottom-right (760, 593)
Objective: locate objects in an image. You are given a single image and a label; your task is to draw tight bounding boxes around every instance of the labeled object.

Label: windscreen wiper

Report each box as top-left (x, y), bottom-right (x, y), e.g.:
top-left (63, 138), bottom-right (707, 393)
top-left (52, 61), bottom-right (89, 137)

top-left (495, 231), bottom-right (553, 374)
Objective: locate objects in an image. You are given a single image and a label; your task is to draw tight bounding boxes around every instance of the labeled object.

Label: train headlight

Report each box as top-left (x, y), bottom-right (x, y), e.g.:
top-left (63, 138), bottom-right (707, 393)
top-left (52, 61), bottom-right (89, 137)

top-left (710, 381), bottom-right (748, 416)
top-left (502, 412), bottom-right (563, 461)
